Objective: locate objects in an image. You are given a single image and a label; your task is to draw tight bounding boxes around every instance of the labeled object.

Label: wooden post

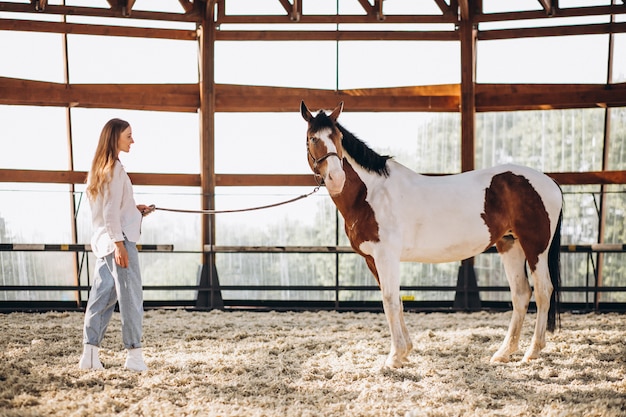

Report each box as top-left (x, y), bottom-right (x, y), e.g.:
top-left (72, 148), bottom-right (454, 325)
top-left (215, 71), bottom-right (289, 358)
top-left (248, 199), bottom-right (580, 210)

top-left (61, 4), bottom-right (81, 308)
top-left (459, 4), bottom-right (476, 173)
top-left (455, 2), bottom-right (480, 309)
top-left (596, 5), bottom-right (616, 309)
top-left (197, 0), bottom-right (223, 309)
top-left (454, 258), bottom-right (481, 311)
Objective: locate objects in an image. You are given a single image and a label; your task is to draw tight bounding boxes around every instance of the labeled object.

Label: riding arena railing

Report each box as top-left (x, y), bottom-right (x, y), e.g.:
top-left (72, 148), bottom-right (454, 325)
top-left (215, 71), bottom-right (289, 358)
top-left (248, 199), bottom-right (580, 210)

top-left (1, 243), bottom-right (625, 313)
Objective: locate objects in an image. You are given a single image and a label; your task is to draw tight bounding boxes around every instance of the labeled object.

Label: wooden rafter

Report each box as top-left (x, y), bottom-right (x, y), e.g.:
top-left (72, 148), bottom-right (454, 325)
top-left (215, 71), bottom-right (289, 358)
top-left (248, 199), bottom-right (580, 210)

top-left (354, 0), bottom-right (384, 21)
top-left (433, 0), bottom-right (451, 15)
top-left (277, 0), bottom-right (301, 21)
top-left (3, 14), bottom-right (625, 42)
top-left (105, 0), bottom-right (131, 15)
top-left (178, 0), bottom-right (195, 13)
top-left (375, 0), bottom-right (384, 21)
top-left (3, 1), bottom-right (626, 25)
top-left (124, 0), bottom-right (135, 16)
top-left (537, 0), bottom-right (555, 16)
top-left (458, 0), bottom-right (470, 21)
top-left (30, 0), bottom-right (46, 11)
top-left (356, 0), bottom-right (375, 18)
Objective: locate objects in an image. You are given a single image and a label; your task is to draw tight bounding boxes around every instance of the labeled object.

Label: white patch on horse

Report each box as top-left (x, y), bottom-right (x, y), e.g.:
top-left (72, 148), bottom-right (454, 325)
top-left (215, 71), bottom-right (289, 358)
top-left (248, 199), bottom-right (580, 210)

top-left (313, 128), bottom-right (345, 196)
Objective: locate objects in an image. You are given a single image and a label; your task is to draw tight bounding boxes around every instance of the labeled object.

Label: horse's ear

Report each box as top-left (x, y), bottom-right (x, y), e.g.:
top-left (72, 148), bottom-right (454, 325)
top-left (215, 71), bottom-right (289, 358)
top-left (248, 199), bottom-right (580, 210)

top-left (300, 100), bottom-right (313, 122)
top-left (329, 102), bottom-right (344, 122)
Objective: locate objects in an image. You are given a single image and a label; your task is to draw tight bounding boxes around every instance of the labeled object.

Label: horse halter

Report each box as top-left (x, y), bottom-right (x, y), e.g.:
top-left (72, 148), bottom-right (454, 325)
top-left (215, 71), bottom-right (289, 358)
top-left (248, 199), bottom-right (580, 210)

top-left (307, 148), bottom-right (342, 186)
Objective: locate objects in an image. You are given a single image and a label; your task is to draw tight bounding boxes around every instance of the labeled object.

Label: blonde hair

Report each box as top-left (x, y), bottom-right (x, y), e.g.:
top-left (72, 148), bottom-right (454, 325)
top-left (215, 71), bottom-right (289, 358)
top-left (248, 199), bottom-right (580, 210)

top-left (86, 118), bottom-right (130, 201)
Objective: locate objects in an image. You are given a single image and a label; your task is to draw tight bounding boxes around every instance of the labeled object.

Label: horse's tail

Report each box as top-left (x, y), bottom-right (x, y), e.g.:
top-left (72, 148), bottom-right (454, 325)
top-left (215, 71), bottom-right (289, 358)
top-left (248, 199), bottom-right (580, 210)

top-left (547, 209), bottom-right (562, 332)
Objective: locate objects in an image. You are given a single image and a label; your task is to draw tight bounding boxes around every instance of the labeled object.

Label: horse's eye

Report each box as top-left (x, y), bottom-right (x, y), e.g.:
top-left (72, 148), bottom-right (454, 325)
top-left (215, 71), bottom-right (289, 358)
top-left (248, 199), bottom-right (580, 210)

top-left (309, 137), bottom-right (318, 143)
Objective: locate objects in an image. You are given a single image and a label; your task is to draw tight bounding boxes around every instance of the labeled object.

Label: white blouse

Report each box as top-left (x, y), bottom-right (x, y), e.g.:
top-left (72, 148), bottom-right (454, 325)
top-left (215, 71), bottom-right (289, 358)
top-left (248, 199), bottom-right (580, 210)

top-left (89, 160), bottom-right (142, 258)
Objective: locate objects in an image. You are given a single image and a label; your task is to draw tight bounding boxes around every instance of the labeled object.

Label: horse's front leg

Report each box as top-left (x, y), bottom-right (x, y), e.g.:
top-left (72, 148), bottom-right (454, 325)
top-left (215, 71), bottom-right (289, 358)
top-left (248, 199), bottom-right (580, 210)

top-left (367, 254), bottom-right (412, 368)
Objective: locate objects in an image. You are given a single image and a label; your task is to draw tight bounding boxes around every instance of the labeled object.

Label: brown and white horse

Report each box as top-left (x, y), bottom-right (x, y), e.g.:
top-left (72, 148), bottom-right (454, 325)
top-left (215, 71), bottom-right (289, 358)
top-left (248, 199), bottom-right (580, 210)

top-left (301, 101), bottom-right (563, 368)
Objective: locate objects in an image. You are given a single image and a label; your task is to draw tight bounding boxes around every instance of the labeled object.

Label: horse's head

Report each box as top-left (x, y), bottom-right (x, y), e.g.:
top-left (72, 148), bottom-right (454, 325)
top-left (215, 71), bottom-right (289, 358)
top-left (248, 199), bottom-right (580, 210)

top-left (300, 101), bottom-right (347, 196)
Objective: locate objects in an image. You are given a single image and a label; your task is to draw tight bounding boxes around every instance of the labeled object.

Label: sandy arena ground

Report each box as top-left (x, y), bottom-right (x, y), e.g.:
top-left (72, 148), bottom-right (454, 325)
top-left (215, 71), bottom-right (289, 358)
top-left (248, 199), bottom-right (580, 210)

top-left (0, 309), bottom-right (625, 417)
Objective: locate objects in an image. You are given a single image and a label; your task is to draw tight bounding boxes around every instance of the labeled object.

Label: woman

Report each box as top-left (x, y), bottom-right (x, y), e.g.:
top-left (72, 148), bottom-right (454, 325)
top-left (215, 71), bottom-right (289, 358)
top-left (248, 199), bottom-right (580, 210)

top-left (78, 118), bottom-right (153, 371)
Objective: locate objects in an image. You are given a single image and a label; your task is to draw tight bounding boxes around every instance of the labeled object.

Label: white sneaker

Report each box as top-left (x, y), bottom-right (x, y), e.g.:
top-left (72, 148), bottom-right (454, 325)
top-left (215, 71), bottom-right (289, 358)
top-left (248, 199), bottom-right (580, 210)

top-left (124, 348), bottom-right (147, 372)
top-left (78, 344), bottom-right (104, 370)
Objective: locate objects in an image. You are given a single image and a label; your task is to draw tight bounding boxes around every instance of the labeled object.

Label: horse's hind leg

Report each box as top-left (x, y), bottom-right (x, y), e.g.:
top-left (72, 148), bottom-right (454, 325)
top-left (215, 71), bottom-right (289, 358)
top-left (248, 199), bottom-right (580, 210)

top-left (491, 240), bottom-right (531, 363)
top-left (523, 255), bottom-right (553, 362)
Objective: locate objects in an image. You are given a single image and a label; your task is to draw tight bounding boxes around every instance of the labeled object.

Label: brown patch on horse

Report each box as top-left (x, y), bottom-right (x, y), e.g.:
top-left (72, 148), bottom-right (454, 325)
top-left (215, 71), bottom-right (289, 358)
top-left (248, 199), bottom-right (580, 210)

top-left (364, 255), bottom-right (379, 284)
top-left (481, 172), bottom-right (551, 271)
top-left (331, 160), bottom-right (381, 282)
top-left (495, 235), bottom-right (516, 254)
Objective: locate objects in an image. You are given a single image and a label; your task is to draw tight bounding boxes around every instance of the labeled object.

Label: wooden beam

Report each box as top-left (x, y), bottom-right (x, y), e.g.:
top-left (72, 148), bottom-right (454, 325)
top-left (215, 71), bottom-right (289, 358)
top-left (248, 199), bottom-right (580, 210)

top-left (479, 21), bottom-right (626, 40)
top-left (3, 77), bottom-right (625, 113)
top-left (475, 83), bottom-right (626, 111)
top-left (4, 11), bottom-right (623, 43)
top-left (0, 18), bottom-right (197, 40)
top-left (2, 169), bottom-right (626, 187)
top-left (547, 171), bottom-right (626, 185)
top-left (2, 0), bottom-right (624, 26)
top-left (215, 174), bottom-right (316, 187)
top-left (0, 77), bottom-right (199, 112)
top-left (214, 29), bottom-right (458, 41)
top-left (215, 84), bottom-right (460, 112)
top-left (0, 2), bottom-right (200, 21)
top-left (476, 4), bottom-right (626, 23)
top-left (0, 170), bottom-right (200, 186)
top-left (215, 13), bottom-right (456, 24)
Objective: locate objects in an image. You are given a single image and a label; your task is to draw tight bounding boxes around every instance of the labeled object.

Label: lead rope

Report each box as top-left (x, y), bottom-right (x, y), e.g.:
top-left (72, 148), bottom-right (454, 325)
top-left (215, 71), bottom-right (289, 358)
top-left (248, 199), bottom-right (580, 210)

top-left (149, 185), bottom-right (322, 215)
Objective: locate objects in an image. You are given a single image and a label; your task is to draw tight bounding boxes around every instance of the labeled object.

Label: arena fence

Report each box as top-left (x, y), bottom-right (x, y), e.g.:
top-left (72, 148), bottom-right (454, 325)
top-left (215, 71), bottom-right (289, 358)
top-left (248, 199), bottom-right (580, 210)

top-left (1, 243), bottom-right (625, 313)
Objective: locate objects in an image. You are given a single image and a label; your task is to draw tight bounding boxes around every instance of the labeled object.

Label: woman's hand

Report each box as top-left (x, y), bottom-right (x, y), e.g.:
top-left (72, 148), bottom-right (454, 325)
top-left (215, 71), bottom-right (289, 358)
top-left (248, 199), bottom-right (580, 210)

top-left (137, 204), bottom-right (155, 217)
top-left (114, 241), bottom-right (129, 268)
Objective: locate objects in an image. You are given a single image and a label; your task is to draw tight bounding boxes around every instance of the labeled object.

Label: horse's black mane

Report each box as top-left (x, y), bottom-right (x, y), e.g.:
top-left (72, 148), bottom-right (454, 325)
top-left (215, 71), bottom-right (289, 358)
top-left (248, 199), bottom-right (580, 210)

top-left (312, 110), bottom-right (391, 177)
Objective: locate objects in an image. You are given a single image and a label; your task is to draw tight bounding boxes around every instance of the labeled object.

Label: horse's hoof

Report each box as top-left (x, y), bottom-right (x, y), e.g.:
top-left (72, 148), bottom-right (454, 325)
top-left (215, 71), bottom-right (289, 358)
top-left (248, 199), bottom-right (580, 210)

top-left (490, 354), bottom-right (510, 364)
top-left (384, 357), bottom-right (404, 369)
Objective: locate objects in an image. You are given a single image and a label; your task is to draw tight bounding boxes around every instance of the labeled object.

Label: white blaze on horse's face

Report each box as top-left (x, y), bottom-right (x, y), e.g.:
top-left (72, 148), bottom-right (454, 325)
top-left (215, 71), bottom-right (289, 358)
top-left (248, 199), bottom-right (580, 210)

top-left (310, 129), bottom-right (346, 196)
top-left (301, 101), bottom-right (347, 196)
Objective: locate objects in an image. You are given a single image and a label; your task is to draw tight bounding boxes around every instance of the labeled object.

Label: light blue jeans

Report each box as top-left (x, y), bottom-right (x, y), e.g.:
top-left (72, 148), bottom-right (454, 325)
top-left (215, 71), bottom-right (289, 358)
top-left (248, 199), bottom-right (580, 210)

top-left (83, 239), bottom-right (143, 349)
